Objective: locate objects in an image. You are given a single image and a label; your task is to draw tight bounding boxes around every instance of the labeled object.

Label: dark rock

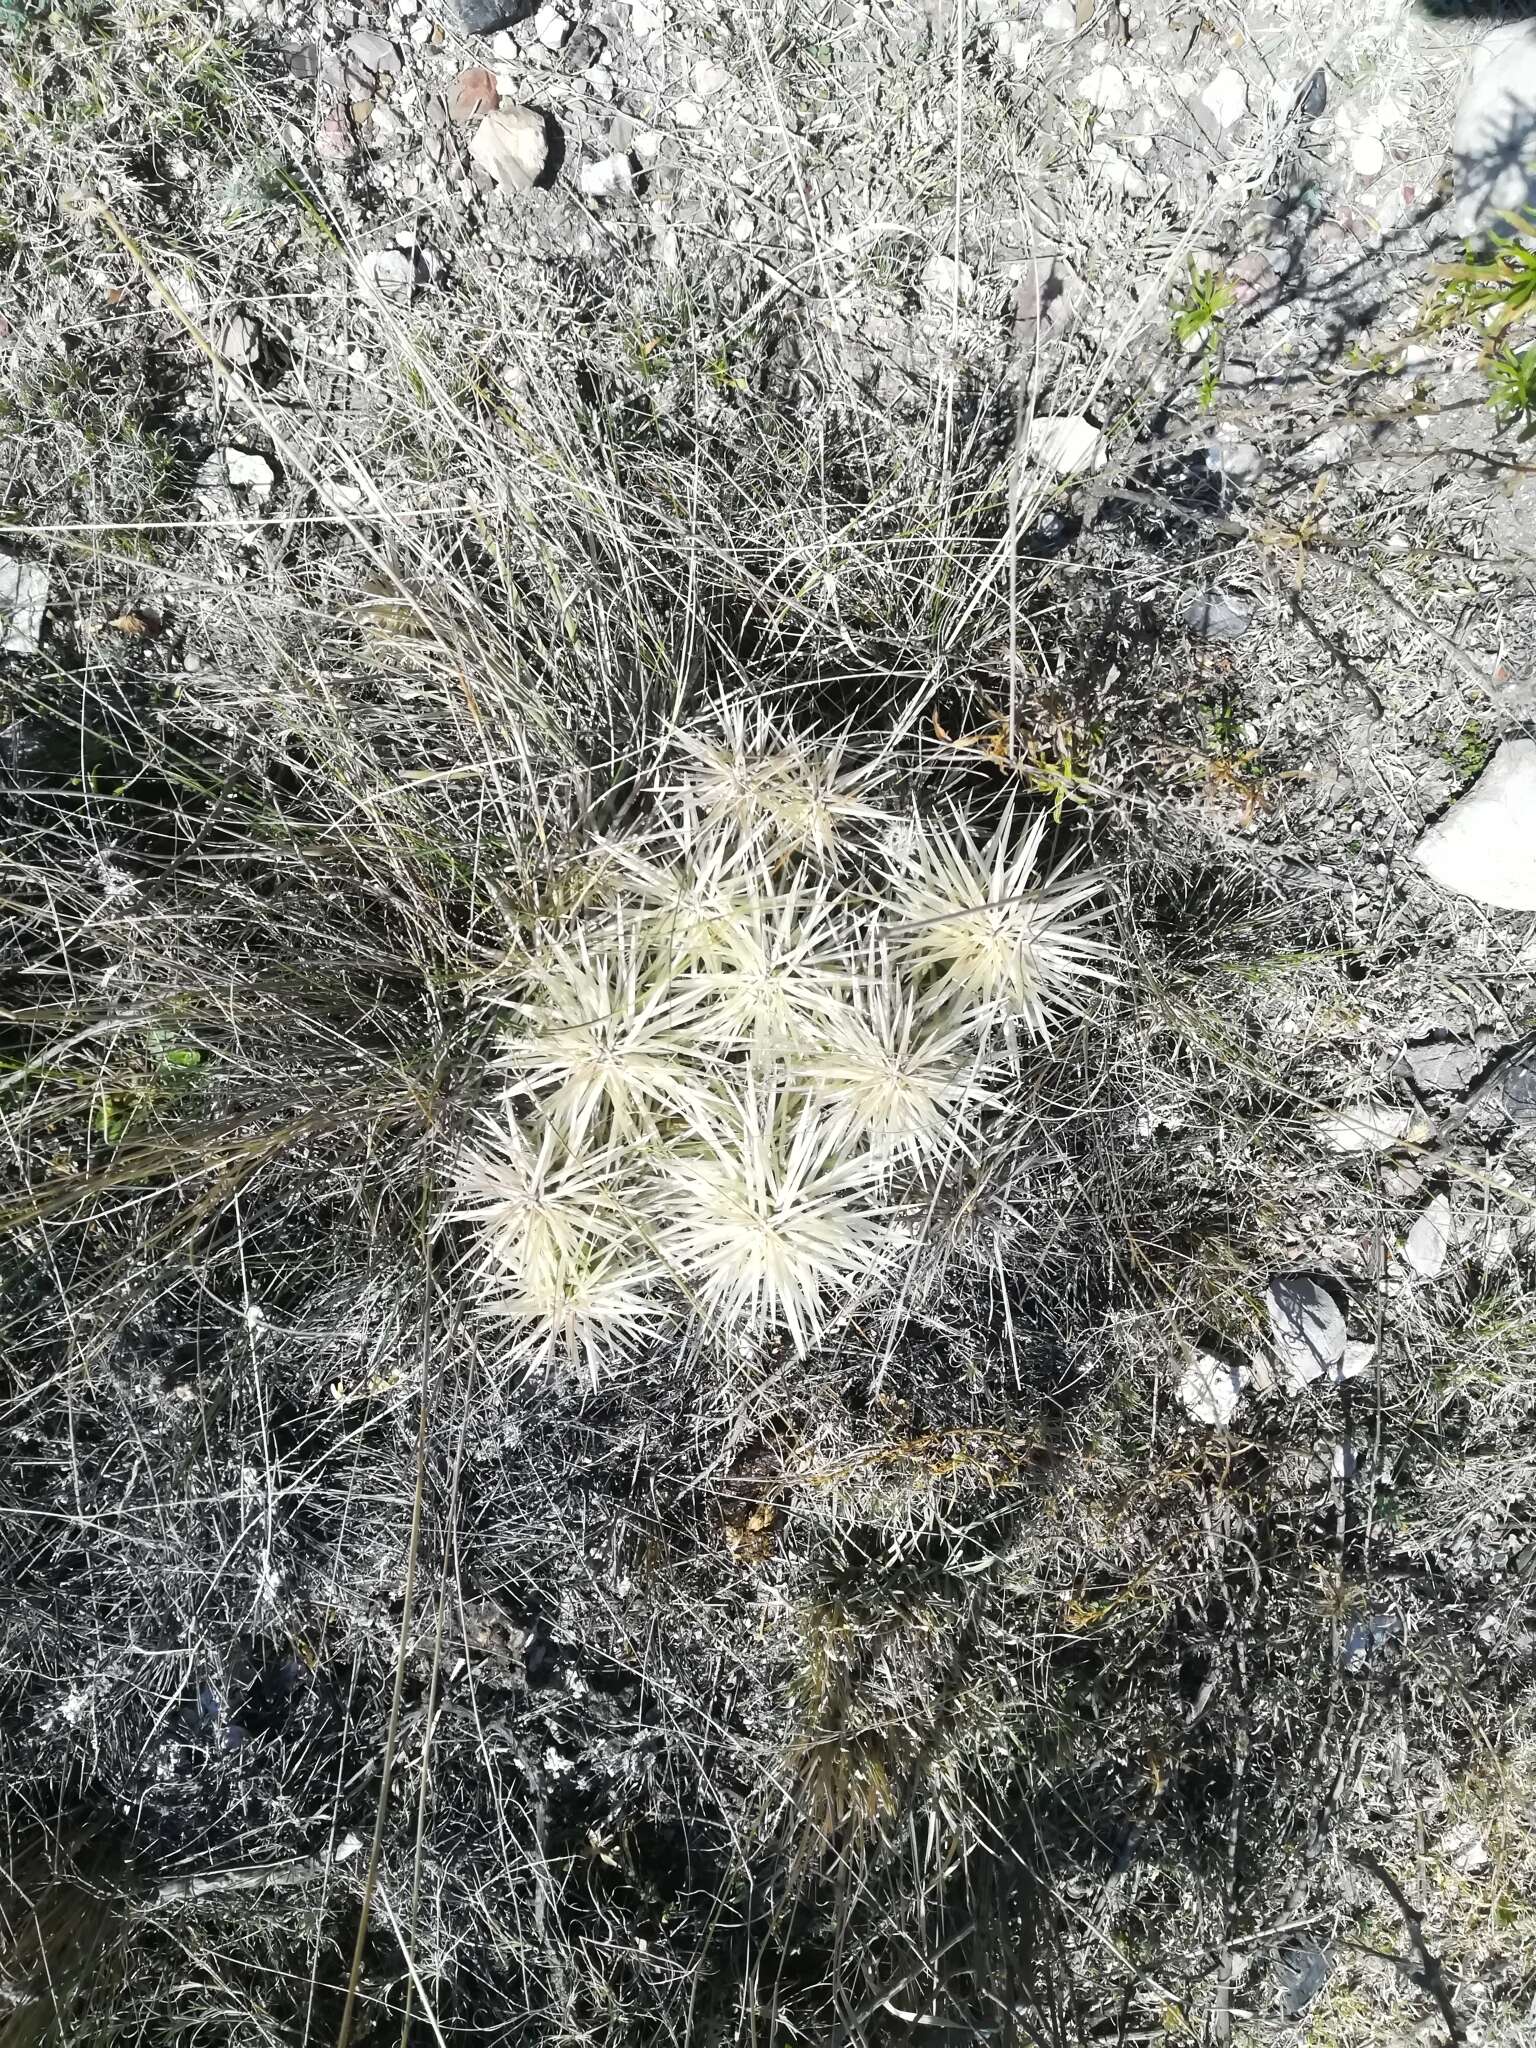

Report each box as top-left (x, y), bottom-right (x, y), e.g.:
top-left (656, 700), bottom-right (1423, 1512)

top-left (1182, 588), bottom-right (1251, 641)
top-left (1340, 1610), bottom-right (1400, 1674)
top-left (1470, 1035), bottom-right (1536, 1125)
top-left (563, 24), bottom-right (606, 69)
top-left (1296, 67), bottom-right (1326, 120)
top-left (1503, 1051), bottom-right (1536, 1122)
top-left (1399, 1037), bottom-right (1485, 1095)
top-left (445, 0), bottom-right (536, 30)
top-left (1012, 254), bottom-right (1078, 337)
top-left (282, 38), bottom-right (324, 80)
top-left (1278, 1942), bottom-right (1332, 2017)
top-left (1024, 508), bottom-right (1076, 556)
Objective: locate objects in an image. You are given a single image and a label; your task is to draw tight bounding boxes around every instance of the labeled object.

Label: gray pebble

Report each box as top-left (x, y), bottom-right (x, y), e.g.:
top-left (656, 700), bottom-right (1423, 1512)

top-left (1503, 1050), bottom-right (1536, 1123)
top-left (1399, 1037), bottom-right (1485, 1095)
top-left (1205, 434), bottom-right (1263, 485)
top-left (1402, 1195), bottom-right (1451, 1280)
top-left (341, 31), bottom-right (402, 93)
top-left (1295, 67), bottom-right (1326, 120)
top-left (1182, 588), bottom-right (1251, 641)
top-left (444, 0), bottom-right (535, 29)
top-left (1267, 1273), bottom-right (1347, 1392)
top-left (1278, 1942), bottom-right (1332, 2018)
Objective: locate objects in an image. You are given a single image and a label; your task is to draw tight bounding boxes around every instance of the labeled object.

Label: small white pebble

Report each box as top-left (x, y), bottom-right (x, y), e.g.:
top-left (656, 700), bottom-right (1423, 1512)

top-left (1198, 64), bottom-right (1248, 131)
top-left (1078, 63), bottom-right (1128, 111)
top-left (580, 152), bottom-right (633, 198)
top-left (1352, 133), bottom-right (1386, 178)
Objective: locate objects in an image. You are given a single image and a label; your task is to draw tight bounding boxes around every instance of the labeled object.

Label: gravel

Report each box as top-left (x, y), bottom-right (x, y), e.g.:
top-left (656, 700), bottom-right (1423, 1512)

top-left (1452, 21), bottom-right (1536, 236)
top-left (218, 311), bottom-right (262, 367)
top-left (1400, 1038), bottom-right (1488, 1094)
top-left (1176, 1350), bottom-right (1247, 1427)
top-left (1197, 65), bottom-right (1248, 133)
top-left (445, 0), bottom-right (535, 30)
top-left (1027, 414), bottom-right (1107, 477)
top-left (1182, 588), bottom-right (1251, 641)
top-left (1315, 1102), bottom-right (1433, 1153)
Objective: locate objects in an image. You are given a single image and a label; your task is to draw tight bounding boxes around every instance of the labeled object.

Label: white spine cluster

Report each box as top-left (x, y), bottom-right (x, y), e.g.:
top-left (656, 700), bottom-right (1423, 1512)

top-left (454, 709), bottom-right (1113, 1378)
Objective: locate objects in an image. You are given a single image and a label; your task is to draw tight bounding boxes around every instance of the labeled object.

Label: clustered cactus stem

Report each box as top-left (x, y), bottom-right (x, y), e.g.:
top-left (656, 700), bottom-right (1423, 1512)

top-left (453, 707), bottom-right (1114, 1378)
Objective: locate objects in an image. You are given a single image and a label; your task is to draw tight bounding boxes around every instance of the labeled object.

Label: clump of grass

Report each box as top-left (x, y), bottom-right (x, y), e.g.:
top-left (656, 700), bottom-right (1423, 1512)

top-left (785, 1599), bottom-right (921, 1852)
top-left (454, 714), bottom-right (1113, 1375)
top-left (1485, 343), bottom-right (1536, 434)
top-left (1427, 213), bottom-right (1536, 340)
top-left (0, 1827), bottom-right (130, 2048)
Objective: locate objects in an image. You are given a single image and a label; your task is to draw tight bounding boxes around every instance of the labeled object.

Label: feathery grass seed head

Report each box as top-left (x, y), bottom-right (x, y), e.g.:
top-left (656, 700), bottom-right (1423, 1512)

top-left (481, 1233), bottom-right (665, 1385)
top-left (465, 738), bottom-right (1115, 1370)
top-left (599, 805), bottom-right (765, 973)
top-left (756, 735), bottom-right (890, 861)
top-left (670, 702), bottom-right (796, 839)
top-left (695, 872), bottom-right (853, 1054)
top-left (669, 704), bottom-right (884, 860)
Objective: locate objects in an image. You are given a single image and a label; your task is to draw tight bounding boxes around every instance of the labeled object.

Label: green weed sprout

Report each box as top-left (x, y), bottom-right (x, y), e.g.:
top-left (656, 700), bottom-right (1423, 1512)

top-left (1428, 211), bottom-right (1536, 342)
top-left (1485, 344), bottom-right (1536, 435)
top-left (1172, 262), bottom-right (1236, 350)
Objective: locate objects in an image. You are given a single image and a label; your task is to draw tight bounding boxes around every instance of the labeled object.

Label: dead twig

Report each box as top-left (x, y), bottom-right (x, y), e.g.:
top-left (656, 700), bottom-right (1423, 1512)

top-left (1347, 1853), bottom-right (1465, 2047)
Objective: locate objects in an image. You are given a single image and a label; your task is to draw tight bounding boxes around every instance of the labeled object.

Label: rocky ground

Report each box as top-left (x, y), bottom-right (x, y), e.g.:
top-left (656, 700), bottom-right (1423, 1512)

top-left (2, 0), bottom-right (1535, 2044)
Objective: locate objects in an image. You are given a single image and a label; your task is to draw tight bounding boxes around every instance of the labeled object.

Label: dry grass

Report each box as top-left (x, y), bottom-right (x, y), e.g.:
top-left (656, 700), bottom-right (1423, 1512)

top-left (2, 1), bottom-right (1536, 2044)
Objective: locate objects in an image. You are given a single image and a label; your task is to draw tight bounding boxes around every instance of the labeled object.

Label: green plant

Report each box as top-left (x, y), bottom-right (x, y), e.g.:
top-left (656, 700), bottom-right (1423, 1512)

top-left (1200, 693), bottom-right (1246, 758)
top-left (704, 345), bottom-right (745, 394)
top-left (1485, 342), bottom-right (1536, 434)
top-left (1446, 721), bottom-right (1492, 781)
top-left (93, 1035), bottom-right (204, 1145)
top-left (1171, 262), bottom-right (1236, 349)
top-left (1428, 213), bottom-right (1536, 341)
top-left (1022, 727), bottom-right (1099, 822)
